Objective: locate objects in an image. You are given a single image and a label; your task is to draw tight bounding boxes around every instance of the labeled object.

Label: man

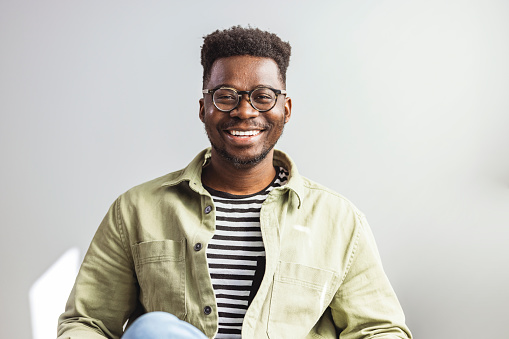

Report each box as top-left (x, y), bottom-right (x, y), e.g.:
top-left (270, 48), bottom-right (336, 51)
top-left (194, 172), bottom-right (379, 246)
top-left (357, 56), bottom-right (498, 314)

top-left (58, 26), bottom-right (412, 339)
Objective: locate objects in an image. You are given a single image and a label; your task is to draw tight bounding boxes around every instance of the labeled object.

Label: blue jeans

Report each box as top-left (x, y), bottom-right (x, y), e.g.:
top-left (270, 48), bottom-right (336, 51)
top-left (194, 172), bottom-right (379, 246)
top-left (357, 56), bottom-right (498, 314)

top-left (122, 312), bottom-right (208, 339)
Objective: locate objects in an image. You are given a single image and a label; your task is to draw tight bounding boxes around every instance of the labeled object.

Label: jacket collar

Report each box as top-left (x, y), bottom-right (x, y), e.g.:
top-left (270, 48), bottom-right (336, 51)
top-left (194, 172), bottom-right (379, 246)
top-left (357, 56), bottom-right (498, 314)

top-left (272, 149), bottom-right (304, 208)
top-left (161, 148), bottom-right (303, 207)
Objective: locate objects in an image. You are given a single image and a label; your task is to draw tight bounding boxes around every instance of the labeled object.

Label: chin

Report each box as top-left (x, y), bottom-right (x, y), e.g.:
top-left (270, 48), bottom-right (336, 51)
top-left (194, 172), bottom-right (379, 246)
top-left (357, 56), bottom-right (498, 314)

top-left (214, 145), bottom-right (274, 169)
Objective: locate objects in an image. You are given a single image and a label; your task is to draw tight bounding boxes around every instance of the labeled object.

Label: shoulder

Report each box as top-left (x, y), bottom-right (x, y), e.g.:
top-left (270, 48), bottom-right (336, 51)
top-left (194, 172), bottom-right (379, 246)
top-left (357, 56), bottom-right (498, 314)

top-left (302, 177), bottom-right (365, 221)
top-left (118, 149), bottom-right (210, 206)
top-left (116, 168), bottom-right (188, 210)
top-left (301, 176), bottom-right (351, 201)
top-left (273, 149), bottom-right (364, 219)
top-left (299, 175), bottom-right (364, 217)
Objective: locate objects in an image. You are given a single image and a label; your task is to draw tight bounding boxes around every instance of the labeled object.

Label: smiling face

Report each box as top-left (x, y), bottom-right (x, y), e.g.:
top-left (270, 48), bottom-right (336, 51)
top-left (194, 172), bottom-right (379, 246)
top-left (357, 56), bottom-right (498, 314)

top-left (199, 55), bottom-right (291, 169)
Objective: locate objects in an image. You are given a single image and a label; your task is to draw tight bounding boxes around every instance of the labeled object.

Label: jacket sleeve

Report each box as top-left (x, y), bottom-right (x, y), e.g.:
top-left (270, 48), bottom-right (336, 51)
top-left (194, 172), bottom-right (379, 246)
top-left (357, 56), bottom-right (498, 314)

top-left (330, 213), bottom-right (412, 339)
top-left (57, 197), bottom-right (139, 339)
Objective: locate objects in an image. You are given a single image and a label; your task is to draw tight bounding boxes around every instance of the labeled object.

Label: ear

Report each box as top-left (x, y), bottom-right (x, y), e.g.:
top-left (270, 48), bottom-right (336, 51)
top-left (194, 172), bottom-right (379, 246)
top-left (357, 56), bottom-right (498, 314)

top-left (199, 98), bottom-right (205, 123)
top-left (284, 97), bottom-right (292, 123)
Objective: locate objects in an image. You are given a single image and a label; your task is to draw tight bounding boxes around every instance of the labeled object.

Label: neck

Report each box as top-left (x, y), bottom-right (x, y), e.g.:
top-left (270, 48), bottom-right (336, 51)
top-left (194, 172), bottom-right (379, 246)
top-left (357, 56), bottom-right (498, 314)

top-left (201, 150), bottom-right (277, 195)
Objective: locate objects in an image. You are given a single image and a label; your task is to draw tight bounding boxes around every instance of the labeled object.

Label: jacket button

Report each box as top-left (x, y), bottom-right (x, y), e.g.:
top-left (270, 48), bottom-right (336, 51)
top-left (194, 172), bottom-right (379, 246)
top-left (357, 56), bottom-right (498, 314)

top-left (194, 243), bottom-right (202, 251)
top-left (203, 306), bottom-right (212, 315)
top-left (204, 205), bottom-right (212, 214)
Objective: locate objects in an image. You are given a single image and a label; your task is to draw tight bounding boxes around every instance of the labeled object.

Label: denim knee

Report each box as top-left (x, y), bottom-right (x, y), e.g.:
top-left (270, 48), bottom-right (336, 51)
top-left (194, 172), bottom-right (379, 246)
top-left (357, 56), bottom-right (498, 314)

top-left (122, 311), bottom-right (207, 339)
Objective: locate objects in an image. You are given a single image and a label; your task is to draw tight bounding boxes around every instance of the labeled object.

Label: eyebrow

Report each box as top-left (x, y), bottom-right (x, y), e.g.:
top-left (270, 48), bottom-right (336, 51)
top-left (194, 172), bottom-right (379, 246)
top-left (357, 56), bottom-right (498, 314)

top-left (211, 84), bottom-right (277, 90)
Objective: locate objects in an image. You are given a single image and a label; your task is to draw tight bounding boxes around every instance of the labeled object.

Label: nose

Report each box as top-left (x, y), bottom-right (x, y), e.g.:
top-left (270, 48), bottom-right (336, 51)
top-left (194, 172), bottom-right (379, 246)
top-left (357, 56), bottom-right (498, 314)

top-left (229, 94), bottom-right (259, 119)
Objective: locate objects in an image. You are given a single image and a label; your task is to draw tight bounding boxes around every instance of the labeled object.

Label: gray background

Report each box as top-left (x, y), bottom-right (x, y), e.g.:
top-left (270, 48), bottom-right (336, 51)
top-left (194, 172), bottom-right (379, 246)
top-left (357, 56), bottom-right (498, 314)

top-left (1, 0), bottom-right (508, 338)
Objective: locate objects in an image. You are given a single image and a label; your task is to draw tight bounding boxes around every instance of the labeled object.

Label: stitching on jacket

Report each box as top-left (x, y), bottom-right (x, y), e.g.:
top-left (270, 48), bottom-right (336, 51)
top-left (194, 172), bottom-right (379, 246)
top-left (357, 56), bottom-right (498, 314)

top-left (115, 196), bottom-right (135, 269)
top-left (339, 225), bottom-right (361, 286)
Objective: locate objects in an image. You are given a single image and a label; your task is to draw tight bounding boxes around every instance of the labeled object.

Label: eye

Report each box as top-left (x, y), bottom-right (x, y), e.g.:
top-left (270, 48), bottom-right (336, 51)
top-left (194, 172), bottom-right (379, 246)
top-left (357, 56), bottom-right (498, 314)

top-left (214, 89), bottom-right (237, 103)
top-left (254, 95), bottom-right (272, 103)
top-left (252, 89), bottom-right (275, 103)
top-left (217, 94), bottom-right (236, 100)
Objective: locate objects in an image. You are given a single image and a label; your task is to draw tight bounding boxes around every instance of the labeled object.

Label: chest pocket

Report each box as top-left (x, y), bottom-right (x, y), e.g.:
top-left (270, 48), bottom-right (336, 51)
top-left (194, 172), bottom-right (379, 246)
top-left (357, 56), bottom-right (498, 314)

top-left (268, 261), bottom-right (336, 338)
top-left (132, 239), bottom-right (186, 319)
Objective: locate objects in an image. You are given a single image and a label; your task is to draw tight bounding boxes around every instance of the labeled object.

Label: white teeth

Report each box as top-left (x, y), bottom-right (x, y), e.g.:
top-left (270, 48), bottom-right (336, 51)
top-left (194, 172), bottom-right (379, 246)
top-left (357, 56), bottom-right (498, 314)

top-left (229, 130), bottom-right (261, 136)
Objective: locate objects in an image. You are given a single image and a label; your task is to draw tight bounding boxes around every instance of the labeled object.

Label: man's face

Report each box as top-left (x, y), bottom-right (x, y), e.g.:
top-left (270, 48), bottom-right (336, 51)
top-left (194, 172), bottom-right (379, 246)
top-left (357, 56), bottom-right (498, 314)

top-left (199, 55), bottom-right (292, 168)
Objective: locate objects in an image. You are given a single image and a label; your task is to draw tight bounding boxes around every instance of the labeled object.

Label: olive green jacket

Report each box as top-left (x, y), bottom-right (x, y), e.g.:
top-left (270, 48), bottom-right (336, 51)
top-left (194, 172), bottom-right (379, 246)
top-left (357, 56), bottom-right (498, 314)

top-left (58, 148), bottom-right (412, 339)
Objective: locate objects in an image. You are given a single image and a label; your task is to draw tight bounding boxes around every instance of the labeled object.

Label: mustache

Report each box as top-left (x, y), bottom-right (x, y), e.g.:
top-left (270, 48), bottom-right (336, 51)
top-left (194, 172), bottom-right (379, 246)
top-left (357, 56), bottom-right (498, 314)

top-left (220, 120), bottom-right (271, 130)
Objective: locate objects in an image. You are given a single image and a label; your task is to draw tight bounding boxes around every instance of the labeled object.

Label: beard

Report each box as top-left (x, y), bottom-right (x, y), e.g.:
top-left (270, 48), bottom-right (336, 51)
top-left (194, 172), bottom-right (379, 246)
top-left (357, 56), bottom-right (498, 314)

top-left (211, 142), bottom-right (275, 169)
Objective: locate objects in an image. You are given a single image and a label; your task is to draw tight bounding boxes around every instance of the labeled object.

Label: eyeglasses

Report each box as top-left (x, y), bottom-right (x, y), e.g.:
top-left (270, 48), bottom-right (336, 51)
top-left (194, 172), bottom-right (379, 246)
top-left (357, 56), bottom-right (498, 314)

top-left (202, 86), bottom-right (287, 112)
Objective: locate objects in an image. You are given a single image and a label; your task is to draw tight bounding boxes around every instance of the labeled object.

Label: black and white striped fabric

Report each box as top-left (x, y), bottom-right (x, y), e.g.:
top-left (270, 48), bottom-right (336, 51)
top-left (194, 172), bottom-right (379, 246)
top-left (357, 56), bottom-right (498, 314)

top-left (205, 166), bottom-right (289, 339)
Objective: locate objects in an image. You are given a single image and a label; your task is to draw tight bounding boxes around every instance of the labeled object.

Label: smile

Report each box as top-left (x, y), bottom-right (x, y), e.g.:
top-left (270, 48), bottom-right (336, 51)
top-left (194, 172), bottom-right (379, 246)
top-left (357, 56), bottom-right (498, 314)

top-left (227, 130), bottom-right (262, 137)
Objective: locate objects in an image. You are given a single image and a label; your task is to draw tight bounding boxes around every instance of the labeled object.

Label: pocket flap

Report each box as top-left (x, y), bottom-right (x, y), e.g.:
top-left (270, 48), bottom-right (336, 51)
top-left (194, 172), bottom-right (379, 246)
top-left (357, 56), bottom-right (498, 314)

top-left (132, 239), bottom-right (185, 265)
top-left (276, 261), bottom-right (335, 293)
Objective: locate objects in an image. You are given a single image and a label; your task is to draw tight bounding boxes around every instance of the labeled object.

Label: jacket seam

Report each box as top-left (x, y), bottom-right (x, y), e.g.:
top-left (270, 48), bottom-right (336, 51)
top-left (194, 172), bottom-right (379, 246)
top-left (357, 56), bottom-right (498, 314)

top-left (339, 225), bottom-right (361, 286)
top-left (115, 196), bottom-right (135, 269)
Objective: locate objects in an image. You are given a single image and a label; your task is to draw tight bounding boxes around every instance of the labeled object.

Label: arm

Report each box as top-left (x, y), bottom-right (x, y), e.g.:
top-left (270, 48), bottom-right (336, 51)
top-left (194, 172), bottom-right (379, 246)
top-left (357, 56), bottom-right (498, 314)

top-left (330, 213), bottom-right (412, 339)
top-left (58, 197), bottom-right (139, 339)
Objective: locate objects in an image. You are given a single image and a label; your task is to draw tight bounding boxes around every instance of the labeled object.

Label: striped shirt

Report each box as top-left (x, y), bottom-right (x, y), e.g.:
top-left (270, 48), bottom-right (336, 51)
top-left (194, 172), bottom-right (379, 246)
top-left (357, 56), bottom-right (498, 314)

top-left (204, 167), bottom-right (289, 339)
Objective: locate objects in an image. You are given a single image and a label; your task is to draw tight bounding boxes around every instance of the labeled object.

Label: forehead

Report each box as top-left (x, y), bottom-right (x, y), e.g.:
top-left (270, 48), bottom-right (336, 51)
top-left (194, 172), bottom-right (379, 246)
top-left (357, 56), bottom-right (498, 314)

top-left (207, 55), bottom-right (283, 90)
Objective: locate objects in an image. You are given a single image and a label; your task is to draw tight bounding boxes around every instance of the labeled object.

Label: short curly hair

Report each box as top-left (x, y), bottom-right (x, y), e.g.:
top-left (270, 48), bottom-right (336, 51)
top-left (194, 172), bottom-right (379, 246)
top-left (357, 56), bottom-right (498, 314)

top-left (201, 26), bottom-right (291, 86)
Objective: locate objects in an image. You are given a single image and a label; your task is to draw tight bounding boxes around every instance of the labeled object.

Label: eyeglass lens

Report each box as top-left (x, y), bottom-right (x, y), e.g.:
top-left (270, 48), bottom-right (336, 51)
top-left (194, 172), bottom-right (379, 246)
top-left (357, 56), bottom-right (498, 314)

top-left (213, 88), bottom-right (277, 112)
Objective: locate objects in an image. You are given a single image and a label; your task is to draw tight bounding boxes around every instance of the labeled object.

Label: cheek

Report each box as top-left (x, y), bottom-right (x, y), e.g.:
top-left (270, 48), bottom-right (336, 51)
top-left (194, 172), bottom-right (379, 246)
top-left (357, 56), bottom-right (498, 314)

top-left (203, 113), bottom-right (223, 135)
top-left (201, 99), bottom-right (214, 118)
top-left (271, 110), bottom-right (287, 126)
top-left (201, 107), bottom-right (216, 123)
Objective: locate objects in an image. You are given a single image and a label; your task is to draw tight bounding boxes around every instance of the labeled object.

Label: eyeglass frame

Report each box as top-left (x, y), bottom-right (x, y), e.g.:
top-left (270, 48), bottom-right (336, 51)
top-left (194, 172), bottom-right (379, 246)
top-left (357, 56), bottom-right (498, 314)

top-left (202, 86), bottom-right (287, 113)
